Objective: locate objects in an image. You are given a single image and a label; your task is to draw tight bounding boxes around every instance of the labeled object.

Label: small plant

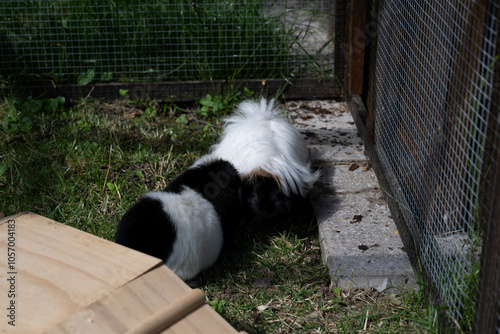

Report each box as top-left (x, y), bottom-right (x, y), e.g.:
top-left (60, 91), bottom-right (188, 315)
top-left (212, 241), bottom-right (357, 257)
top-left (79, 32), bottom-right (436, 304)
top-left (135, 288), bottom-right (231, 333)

top-left (100, 72), bottom-right (113, 82)
top-left (44, 96), bottom-right (66, 113)
top-left (208, 298), bottom-right (227, 315)
top-left (196, 86), bottom-right (256, 118)
top-left (1, 96), bottom-right (65, 133)
top-left (2, 103), bottom-right (34, 133)
top-left (199, 94), bottom-right (224, 117)
top-left (119, 89), bottom-right (129, 98)
top-left (77, 69), bottom-right (95, 86)
top-left (175, 113), bottom-right (189, 125)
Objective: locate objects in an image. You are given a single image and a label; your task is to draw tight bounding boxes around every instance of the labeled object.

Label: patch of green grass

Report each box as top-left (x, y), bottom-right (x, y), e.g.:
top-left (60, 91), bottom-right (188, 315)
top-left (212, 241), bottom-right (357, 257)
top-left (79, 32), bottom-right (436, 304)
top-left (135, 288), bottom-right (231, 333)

top-left (0, 94), bottom-right (436, 333)
top-left (0, 95), bottom-right (222, 238)
top-left (201, 223), bottom-right (438, 333)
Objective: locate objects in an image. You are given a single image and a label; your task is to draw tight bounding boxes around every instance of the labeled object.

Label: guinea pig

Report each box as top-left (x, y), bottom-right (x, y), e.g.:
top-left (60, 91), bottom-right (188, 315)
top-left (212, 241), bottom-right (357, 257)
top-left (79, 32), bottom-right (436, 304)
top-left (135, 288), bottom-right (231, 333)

top-left (115, 157), bottom-right (241, 281)
top-left (195, 98), bottom-right (319, 224)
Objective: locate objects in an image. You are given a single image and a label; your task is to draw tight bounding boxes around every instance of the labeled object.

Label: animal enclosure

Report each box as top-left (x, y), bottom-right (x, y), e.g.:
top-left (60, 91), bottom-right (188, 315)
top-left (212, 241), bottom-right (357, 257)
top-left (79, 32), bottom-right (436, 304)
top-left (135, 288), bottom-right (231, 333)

top-left (0, 0), bottom-right (343, 100)
top-left (356, 0), bottom-right (500, 332)
top-left (1, 0), bottom-right (500, 332)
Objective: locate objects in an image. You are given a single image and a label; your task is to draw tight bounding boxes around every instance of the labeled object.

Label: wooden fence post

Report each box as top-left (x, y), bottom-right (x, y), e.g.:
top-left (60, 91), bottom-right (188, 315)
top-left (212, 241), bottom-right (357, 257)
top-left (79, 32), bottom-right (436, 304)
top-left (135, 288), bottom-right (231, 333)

top-left (346, 0), bottom-right (367, 95)
top-left (473, 6), bottom-right (500, 330)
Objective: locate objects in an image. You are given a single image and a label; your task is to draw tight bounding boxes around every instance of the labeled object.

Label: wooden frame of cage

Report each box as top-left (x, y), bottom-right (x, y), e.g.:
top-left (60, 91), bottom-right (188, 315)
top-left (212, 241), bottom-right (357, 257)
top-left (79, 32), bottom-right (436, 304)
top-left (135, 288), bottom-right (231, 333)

top-left (342, 0), bottom-right (500, 333)
top-left (473, 31), bottom-right (500, 332)
top-left (0, 1), bottom-right (348, 102)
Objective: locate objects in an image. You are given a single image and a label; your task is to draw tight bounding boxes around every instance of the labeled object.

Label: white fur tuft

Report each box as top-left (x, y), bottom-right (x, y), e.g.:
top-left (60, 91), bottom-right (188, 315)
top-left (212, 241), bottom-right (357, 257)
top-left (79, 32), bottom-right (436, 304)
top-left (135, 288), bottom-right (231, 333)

top-left (144, 187), bottom-right (223, 280)
top-left (207, 98), bottom-right (319, 196)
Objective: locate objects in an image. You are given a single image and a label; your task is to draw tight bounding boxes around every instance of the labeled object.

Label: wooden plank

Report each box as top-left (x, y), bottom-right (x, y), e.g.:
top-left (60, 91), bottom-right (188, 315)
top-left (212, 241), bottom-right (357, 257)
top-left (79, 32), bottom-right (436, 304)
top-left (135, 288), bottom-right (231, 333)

top-left (0, 79), bottom-right (342, 102)
top-left (473, 5), bottom-right (500, 331)
top-left (473, 112), bottom-right (500, 333)
top-left (48, 266), bottom-right (241, 334)
top-left (332, 0), bottom-right (347, 98)
top-left (478, 5), bottom-right (500, 230)
top-left (126, 289), bottom-right (206, 334)
top-left (347, 94), bottom-right (367, 139)
top-left (0, 212), bottom-right (162, 333)
top-left (363, 0), bottom-right (378, 116)
top-left (346, 0), bottom-right (367, 95)
top-left (433, 0), bottom-right (490, 233)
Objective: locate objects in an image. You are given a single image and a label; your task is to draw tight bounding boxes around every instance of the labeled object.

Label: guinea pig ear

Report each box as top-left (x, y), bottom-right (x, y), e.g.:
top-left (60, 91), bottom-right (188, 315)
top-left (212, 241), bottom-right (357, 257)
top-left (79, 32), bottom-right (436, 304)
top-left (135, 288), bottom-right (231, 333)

top-left (243, 168), bottom-right (282, 190)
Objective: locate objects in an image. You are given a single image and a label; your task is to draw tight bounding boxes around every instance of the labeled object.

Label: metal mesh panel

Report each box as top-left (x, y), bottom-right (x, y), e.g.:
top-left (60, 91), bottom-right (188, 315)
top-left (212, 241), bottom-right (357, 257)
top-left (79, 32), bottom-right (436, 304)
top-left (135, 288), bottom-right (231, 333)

top-left (0, 0), bottom-right (335, 85)
top-left (373, 0), bottom-right (498, 330)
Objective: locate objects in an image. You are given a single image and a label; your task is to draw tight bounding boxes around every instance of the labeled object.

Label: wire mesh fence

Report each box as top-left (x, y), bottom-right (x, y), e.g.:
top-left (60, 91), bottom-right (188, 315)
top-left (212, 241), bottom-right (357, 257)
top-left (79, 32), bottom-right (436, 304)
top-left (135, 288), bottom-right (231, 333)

top-left (0, 0), bottom-right (335, 86)
top-left (366, 0), bottom-right (499, 331)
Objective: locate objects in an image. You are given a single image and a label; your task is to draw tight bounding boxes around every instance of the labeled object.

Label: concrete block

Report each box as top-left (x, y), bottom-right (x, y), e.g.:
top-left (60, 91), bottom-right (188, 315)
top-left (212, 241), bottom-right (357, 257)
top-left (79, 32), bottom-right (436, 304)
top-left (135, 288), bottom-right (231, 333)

top-left (315, 193), bottom-right (417, 290)
top-left (288, 100), bottom-right (418, 292)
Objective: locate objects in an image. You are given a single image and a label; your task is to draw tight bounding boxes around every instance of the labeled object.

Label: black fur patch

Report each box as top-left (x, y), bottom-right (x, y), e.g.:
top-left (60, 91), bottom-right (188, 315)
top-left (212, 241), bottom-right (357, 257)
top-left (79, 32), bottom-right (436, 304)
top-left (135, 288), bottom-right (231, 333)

top-left (241, 176), bottom-right (315, 226)
top-left (115, 196), bottom-right (176, 261)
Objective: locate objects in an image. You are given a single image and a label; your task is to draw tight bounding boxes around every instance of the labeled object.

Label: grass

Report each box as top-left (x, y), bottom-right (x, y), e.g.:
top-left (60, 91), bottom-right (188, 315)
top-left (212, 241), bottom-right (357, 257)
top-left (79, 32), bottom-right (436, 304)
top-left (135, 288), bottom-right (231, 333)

top-left (0, 94), bottom-right (437, 333)
top-left (201, 226), bottom-right (438, 333)
top-left (0, 0), bottom-right (335, 85)
top-left (0, 95), bottom-right (221, 236)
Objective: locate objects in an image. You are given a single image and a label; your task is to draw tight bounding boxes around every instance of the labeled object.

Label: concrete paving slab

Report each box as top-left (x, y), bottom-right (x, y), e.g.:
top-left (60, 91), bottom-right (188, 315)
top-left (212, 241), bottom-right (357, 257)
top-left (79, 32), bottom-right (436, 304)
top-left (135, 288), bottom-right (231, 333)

top-left (289, 100), bottom-right (365, 163)
top-left (317, 164), bottom-right (380, 194)
top-left (313, 192), bottom-right (417, 291)
top-left (287, 100), bottom-right (418, 291)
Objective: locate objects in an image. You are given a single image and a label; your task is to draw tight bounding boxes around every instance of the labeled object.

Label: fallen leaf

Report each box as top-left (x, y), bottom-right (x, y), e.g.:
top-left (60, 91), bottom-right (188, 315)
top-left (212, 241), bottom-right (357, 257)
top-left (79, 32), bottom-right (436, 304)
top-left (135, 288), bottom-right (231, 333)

top-left (302, 131), bottom-right (317, 138)
top-left (275, 236), bottom-right (293, 247)
top-left (301, 104), bottom-right (329, 114)
top-left (358, 244), bottom-right (380, 253)
top-left (257, 305), bottom-right (269, 312)
top-left (350, 215), bottom-right (363, 224)
top-left (349, 163), bottom-right (359, 171)
top-left (123, 112), bottom-right (137, 120)
top-left (304, 310), bottom-right (323, 321)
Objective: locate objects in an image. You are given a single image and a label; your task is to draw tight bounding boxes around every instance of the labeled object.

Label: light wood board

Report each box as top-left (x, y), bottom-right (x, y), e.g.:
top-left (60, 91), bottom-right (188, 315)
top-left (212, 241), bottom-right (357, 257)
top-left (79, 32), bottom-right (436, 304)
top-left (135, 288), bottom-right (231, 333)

top-left (47, 264), bottom-right (241, 334)
top-left (0, 212), bottom-right (162, 333)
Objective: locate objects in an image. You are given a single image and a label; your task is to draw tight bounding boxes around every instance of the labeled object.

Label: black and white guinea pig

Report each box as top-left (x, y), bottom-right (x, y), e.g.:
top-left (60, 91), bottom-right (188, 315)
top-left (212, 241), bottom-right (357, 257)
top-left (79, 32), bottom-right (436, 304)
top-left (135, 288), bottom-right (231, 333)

top-left (115, 157), bottom-right (241, 281)
top-left (195, 98), bottom-right (320, 223)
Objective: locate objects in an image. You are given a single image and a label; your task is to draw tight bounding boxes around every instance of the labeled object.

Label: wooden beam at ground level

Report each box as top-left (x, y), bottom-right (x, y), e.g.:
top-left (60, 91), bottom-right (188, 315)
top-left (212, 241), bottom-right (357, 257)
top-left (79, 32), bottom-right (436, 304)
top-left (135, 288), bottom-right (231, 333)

top-left (0, 79), bottom-right (342, 102)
